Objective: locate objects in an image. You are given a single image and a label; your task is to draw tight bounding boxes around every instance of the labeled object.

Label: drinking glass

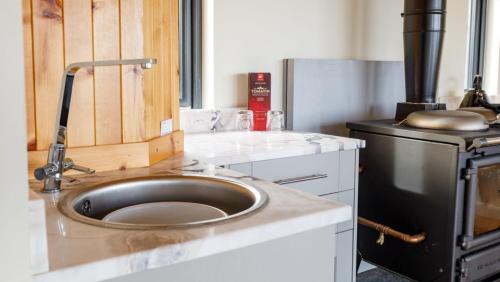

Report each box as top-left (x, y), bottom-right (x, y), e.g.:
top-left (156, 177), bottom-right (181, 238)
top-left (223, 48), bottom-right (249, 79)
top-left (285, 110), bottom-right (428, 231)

top-left (237, 110), bottom-right (254, 131)
top-left (266, 110), bottom-right (284, 131)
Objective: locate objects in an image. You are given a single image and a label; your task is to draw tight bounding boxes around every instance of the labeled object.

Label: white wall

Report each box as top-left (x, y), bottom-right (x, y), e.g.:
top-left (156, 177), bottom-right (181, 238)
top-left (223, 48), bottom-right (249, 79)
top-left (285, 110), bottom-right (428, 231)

top-left (214, 0), bottom-right (357, 109)
top-left (212, 0), bottom-right (470, 109)
top-left (356, 0), bottom-right (470, 99)
top-left (0, 1), bottom-right (31, 281)
top-left (353, 0), bottom-right (404, 61)
top-left (439, 0), bottom-right (470, 98)
top-left (483, 0), bottom-right (500, 95)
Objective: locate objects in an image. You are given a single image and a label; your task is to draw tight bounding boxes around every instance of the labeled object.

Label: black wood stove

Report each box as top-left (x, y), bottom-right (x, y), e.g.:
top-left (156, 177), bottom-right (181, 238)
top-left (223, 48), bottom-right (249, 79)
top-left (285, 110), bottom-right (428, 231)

top-left (347, 0), bottom-right (500, 281)
top-left (348, 120), bottom-right (500, 281)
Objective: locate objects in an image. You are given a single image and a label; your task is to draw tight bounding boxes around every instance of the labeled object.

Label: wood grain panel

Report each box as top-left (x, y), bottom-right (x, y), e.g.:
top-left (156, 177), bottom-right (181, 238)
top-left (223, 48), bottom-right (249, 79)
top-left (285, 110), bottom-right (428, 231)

top-left (28, 131), bottom-right (184, 178)
top-left (28, 142), bottom-right (150, 178)
top-left (148, 130), bottom-right (184, 164)
top-left (143, 0), bottom-right (179, 139)
top-left (64, 0), bottom-right (95, 148)
top-left (23, 0), bottom-right (36, 150)
top-left (159, 0), bottom-right (173, 131)
top-left (24, 0), bottom-right (182, 175)
top-left (92, 0), bottom-right (122, 145)
top-left (121, 0), bottom-right (145, 143)
top-left (143, 0), bottom-right (160, 141)
top-left (32, 0), bottom-right (64, 150)
top-left (168, 0), bottom-right (180, 131)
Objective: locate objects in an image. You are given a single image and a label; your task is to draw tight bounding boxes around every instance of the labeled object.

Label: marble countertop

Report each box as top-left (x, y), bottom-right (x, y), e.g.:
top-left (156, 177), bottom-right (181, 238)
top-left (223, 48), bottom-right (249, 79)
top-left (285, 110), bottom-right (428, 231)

top-left (31, 154), bottom-right (351, 282)
top-left (184, 131), bottom-right (365, 166)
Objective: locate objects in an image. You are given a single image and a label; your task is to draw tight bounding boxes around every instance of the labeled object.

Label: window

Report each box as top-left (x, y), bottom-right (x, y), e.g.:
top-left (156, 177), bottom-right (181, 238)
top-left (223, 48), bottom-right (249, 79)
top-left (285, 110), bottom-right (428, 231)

top-left (179, 0), bottom-right (202, 108)
top-left (468, 0), bottom-right (500, 98)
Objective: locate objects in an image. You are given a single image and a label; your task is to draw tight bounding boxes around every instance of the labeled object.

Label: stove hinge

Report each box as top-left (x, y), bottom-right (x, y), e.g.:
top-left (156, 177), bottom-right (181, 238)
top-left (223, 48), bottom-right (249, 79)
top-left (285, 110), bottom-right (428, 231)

top-left (462, 167), bottom-right (477, 181)
top-left (456, 258), bottom-right (469, 282)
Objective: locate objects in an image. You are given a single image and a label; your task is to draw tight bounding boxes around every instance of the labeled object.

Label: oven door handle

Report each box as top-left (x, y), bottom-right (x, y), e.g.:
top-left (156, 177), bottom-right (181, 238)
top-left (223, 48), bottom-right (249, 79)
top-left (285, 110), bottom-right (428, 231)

top-left (467, 137), bottom-right (500, 151)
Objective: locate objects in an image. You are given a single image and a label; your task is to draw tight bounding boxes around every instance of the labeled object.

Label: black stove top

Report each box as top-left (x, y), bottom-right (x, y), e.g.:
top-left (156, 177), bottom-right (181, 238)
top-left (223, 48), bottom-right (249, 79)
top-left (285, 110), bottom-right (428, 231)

top-left (347, 119), bottom-right (500, 152)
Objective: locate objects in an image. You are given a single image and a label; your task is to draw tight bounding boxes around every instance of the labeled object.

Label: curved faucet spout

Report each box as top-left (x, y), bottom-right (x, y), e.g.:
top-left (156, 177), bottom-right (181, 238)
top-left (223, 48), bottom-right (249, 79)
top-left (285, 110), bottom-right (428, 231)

top-left (64, 58), bottom-right (157, 76)
top-left (37, 58), bottom-right (157, 193)
top-left (54, 58), bottom-right (157, 145)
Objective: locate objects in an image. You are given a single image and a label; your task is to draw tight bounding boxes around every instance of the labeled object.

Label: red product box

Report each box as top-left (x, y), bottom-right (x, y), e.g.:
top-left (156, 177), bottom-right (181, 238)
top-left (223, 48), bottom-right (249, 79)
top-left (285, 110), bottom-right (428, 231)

top-left (248, 72), bottom-right (271, 131)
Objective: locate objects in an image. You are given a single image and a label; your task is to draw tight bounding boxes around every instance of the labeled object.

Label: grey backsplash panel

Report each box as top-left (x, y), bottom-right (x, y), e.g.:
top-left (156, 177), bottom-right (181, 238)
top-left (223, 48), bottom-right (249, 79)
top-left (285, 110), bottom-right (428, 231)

top-left (284, 59), bottom-right (405, 136)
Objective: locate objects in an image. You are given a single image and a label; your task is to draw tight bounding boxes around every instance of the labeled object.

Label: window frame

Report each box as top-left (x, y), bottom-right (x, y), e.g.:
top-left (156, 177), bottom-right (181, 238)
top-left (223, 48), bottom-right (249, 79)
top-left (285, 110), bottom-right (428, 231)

top-left (467, 0), bottom-right (488, 87)
top-left (179, 0), bottom-right (202, 108)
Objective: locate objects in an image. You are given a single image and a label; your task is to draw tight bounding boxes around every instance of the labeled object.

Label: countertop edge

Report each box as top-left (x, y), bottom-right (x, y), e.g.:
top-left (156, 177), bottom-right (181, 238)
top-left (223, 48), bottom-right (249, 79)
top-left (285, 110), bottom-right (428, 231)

top-left (33, 205), bottom-right (351, 282)
top-left (184, 131), bottom-right (365, 166)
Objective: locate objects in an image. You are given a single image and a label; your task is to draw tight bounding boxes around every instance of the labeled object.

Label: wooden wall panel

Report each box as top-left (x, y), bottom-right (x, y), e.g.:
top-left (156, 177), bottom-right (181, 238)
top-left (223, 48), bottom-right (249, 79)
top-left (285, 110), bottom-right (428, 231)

top-left (25, 0), bottom-right (182, 174)
top-left (32, 0), bottom-right (65, 150)
top-left (143, 0), bottom-right (180, 139)
top-left (22, 0), bottom-right (36, 150)
top-left (143, 0), bottom-right (154, 141)
top-left (168, 0), bottom-right (181, 131)
top-left (64, 0), bottom-right (96, 148)
top-left (92, 0), bottom-right (122, 145)
top-left (143, 0), bottom-right (161, 141)
top-left (121, 0), bottom-right (146, 143)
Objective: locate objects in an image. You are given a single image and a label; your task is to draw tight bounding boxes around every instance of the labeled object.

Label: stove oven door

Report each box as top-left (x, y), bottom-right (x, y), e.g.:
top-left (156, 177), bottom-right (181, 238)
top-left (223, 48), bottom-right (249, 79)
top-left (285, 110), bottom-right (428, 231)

top-left (462, 154), bottom-right (500, 250)
top-left (459, 154), bottom-right (500, 281)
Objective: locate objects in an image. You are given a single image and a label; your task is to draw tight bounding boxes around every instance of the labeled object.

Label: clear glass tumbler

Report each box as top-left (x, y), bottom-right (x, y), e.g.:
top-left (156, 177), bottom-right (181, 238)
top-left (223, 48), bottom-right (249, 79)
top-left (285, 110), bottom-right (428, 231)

top-left (266, 110), bottom-right (284, 131)
top-left (236, 110), bottom-right (254, 131)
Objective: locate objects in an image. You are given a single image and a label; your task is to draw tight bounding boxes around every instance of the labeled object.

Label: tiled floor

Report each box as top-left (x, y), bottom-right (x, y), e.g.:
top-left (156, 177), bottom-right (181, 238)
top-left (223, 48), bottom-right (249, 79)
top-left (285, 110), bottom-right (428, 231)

top-left (357, 268), bottom-right (412, 282)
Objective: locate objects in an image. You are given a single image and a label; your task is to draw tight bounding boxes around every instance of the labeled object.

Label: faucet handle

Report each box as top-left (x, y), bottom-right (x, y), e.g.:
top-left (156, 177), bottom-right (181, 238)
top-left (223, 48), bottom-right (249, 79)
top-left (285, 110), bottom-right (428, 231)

top-left (34, 164), bottom-right (58, 181)
top-left (210, 110), bottom-right (223, 133)
top-left (63, 158), bottom-right (96, 175)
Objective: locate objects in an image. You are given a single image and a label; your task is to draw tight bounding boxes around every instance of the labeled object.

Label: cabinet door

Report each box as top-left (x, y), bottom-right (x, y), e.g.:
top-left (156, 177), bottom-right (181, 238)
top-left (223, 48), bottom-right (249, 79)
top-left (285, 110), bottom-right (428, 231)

top-left (335, 230), bottom-right (354, 282)
top-left (252, 152), bottom-right (340, 196)
top-left (323, 191), bottom-right (354, 233)
top-left (339, 150), bottom-right (356, 191)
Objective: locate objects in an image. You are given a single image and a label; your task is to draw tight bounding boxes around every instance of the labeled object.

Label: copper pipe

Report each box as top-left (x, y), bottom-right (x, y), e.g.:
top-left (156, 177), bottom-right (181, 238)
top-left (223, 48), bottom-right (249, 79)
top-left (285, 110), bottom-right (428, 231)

top-left (358, 216), bottom-right (426, 244)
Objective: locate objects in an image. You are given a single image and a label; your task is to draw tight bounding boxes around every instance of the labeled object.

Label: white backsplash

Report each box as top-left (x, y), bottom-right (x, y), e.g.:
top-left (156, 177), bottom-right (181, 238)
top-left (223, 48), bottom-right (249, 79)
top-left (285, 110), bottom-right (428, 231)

top-left (180, 108), bottom-right (243, 133)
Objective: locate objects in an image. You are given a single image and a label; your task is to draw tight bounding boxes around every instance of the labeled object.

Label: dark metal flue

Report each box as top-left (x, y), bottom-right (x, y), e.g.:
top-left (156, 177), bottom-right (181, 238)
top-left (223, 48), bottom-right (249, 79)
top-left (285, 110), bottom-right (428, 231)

top-left (402, 0), bottom-right (446, 103)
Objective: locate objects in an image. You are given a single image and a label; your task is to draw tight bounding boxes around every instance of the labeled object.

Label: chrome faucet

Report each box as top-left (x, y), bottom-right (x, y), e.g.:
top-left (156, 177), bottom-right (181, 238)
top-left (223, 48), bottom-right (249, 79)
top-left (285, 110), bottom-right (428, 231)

top-left (34, 58), bottom-right (157, 193)
top-left (210, 110), bottom-right (222, 133)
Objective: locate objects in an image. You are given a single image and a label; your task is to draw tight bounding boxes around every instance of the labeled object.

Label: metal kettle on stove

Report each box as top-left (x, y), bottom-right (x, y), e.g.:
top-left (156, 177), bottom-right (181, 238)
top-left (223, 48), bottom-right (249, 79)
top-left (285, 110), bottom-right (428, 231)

top-left (459, 75), bottom-right (500, 123)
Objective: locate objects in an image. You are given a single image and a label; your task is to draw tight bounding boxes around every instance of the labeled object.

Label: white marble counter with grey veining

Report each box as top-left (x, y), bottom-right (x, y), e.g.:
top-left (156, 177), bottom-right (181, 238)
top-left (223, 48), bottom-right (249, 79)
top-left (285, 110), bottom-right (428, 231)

top-left (184, 131), bottom-right (366, 166)
top-left (30, 154), bottom-right (351, 282)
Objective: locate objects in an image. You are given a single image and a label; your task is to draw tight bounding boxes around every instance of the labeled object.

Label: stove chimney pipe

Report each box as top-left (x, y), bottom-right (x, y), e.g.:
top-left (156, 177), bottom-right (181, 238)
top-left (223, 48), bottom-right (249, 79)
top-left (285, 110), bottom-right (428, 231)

top-left (402, 0), bottom-right (446, 103)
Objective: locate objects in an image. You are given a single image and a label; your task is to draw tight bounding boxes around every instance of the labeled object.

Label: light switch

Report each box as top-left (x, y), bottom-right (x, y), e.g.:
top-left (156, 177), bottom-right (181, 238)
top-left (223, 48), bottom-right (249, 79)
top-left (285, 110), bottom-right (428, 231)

top-left (160, 119), bottom-right (173, 136)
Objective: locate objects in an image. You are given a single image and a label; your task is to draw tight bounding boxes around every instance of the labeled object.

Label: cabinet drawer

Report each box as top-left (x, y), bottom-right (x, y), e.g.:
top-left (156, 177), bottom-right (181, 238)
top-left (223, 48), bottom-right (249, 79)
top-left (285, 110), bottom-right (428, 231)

top-left (252, 152), bottom-right (339, 196)
top-left (335, 230), bottom-right (354, 282)
top-left (323, 190), bottom-right (354, 233)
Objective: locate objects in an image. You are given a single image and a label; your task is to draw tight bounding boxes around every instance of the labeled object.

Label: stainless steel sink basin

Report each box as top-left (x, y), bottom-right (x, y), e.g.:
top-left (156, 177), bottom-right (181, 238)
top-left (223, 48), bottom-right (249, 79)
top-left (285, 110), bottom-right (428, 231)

top-left (58, 175), bottom-right (268, 229)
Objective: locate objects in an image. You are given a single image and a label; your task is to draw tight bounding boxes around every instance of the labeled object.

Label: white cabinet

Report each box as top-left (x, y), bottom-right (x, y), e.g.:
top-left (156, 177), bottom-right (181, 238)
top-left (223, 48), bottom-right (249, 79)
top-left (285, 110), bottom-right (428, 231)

top-left (339, 150), bottom-right (356, 191)
top-left (224, 149), bottom-right (359, 282)
top-left (324, 191), bottom-right (355, 233)
top-left (227, 163), bottom-right (252, 175)
top-left (252, 152), bottom-right (339, 196)
top-left (335, 230), bottom-right (354, 282)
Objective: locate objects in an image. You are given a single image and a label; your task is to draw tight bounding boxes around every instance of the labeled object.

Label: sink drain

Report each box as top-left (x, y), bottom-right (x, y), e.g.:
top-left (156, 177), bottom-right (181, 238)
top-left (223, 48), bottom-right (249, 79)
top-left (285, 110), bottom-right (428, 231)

top-left (81, 199), bottom-right (91, 216)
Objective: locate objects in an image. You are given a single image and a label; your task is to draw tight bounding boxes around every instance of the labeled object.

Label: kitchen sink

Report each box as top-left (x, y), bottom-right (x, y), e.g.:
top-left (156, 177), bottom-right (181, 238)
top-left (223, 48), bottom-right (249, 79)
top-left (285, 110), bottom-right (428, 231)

top-left (58, 175), bottom-right (268, 229)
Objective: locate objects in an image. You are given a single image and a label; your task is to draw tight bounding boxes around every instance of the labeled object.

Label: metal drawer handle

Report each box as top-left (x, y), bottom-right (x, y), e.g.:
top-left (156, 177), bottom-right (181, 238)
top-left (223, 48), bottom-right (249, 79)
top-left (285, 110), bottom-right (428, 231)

top-left (273, 174), bottom-right (328, 185)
